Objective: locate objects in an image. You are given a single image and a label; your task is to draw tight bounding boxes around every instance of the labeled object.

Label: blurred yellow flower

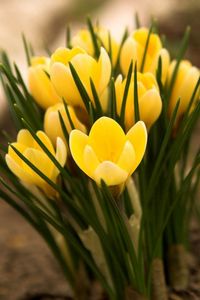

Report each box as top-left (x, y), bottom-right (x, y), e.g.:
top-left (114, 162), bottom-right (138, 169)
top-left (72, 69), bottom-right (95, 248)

top-left (115, 72), bottom-right (162, 130)
top-left (50, 46), bottom-right (111, 109)
top-left (44, 103), bottom-right (86, 146)
top-left (69, 117), bottom-right (147, 186)
top-left (28, 56), bottom-right (61, 109)
top-left (6, 130), bottom-right (67, 194)
top-left (120, 28), bottom-right (170, 84)
top-left (71, 28), bottom-right (119, 66)
top-left (168, 60), bottom-right (200, 125)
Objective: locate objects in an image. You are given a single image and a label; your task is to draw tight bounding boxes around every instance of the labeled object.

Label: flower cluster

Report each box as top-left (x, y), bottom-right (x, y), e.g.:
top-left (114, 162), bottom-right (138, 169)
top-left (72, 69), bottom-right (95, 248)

top-left (8, 26), bottom-right (199, 191)
top-left (1, 20), bottom-right (199, 300)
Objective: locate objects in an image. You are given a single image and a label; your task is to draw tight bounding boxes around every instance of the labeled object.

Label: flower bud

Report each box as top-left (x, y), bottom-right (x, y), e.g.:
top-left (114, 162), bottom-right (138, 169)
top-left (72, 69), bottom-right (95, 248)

top-left (115, 72), bottom-right (162, 130)
top-left (167, 60), bottom-right (200, 126)
top-left (6, 129), bottom-right (67, 195)
top-left (28, 56), bottom-right (61, 109)
top-left (120, 28), bottom-right (170, 84)
top-left (72, 27), bottom-right (119, 66)
top-left (50, 47), bottom-right (111, 110)
top-left (44, 103), bottom-right (86, 146)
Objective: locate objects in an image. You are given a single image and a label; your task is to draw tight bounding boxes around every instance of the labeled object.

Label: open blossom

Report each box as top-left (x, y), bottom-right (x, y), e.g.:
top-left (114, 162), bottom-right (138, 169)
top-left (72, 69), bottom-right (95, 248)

top-left (44, 103), bottom-right (86, 146)
top-left (28, 56), bottom-right (61, 109)
top-left (71, 27), bottom-right (119, 66)
top-left (115, 72), bottom-right (162, 130)
top-left (167, 60), bottom-right (200, 125)
top-left (6, 130), bottom-right (67, 194)
top-left (50, 46), bottom-right (111, 109)
top-left (69, 117), bottom-right (147, 186)
top-left (120, 28), bottom-right (170, 84)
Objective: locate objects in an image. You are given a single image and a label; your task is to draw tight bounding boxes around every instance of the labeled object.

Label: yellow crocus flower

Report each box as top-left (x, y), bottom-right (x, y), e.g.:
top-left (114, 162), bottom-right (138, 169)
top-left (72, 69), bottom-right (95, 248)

top-left (71, 28), bottom-right (119, 66)
top-left (44, 103), bottom-right (86, 146)
top-left (115, 72), bottom-right (162, 130)
top-left (6, 129), bottom-right (67, 194)
top-left (50, 46), bottom-right (111, 109)
top-left (120, 28), bottom-right (170, 84)
top-left (69, 117), bottom-right (147, 186)
top-left (167, 60), bottom-right (200, 125)
top-left (28, 56), bottom-right (61, 109)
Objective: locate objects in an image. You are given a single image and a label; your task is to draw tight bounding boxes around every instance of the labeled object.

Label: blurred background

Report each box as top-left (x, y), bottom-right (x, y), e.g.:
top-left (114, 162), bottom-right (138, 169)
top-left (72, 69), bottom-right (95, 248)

top-left (0, 0), bottom-right (199, 299)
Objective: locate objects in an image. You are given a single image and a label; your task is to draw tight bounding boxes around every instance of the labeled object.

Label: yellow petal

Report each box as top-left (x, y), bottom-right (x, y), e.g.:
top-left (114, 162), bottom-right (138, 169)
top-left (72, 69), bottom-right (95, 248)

top-left (68, 106), bottom-right (86, 133)
top-left (139, 89), bottom-right (162, 129)
top-left (5, 154), bottom-right (36, 184)
top-left (50, 62), bottom-right (82, 107)
top-left (35, 131), bottom-right (55, 155)
top-left (72, 30), bottom-right (94, 56)
top-left (28, 65), bottom-right (61, 109)
top-left (126, 121), bottom-right (147, 172)
top-left (178, 66), bottom-right (199, 114)
top-left (44, 103), bottom-right (86, 146)
top-left (44, 104), bottom-right (66, 145)
top-left (133, 28), bottom-right (162, 59)
top-left (51, 47), bottom-right (86, 64)
top-left (94, 161), bottom-right (128, 186)
top-left (92, 47), bottom-right (111, 94)
top-left (83, 145), bottom-right (100, 179)
top-left (88, 117), bottom-right (126, 162)
top-left (22, 148), bottom-right (54, 182)
top-left (117, 141), bottom-right (135, 174)
top-left (52, 137), bottom-right (67, 179)
top-left (55, 137), bottom-right (67, 167)
top-left (17, 129), bottom-right (34, 148)
top-left (158, 48), bottom-right (170, 84)
top-left (69, 129), bottom-right (89, 174)
top-left (115, 74), bottom-right (124, 115)
top-left (120, 37), bottom-right (137, 75)
top-left (8, 143), bottom-right (26, 166)
top-left (31, 56), bottom-right (49, 67)
top-left (70, 53), bottom-right (96, 99)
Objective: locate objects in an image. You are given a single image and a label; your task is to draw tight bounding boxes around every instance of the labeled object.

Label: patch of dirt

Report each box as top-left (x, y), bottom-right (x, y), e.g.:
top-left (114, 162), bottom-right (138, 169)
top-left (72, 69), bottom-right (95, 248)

top-left (0, 201), bottom-right (72, 300)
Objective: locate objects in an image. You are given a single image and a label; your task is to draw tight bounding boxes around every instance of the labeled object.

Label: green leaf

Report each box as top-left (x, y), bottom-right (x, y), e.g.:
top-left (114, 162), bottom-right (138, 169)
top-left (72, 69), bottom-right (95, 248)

top-left (69, 62), bottom-right (91, 112)
top-left (86, 17), bottom-right (100, 58)
top-left (62, 99), bottom-right (75, 129)
top-left (134, 12), bottom-right (141, 28)
top-left (140, 24), bottom-right (153, 72)
top-left (90, 78), bottom-right (103, 116)
top-left (120, 60), bottom-right (133, 127)
top-left (66, 25), bottom-right (72, 48)
top-left (22, 33), bottom-right (31, 66)
top-left (110, 77), bottom-right (117, 119)
top-left (133, 63), bottom-right (140, 122)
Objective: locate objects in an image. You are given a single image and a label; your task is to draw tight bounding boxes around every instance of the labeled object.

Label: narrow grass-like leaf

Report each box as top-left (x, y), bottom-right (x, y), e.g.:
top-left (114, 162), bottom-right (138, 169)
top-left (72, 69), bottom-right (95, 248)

top-left (120, 60), bottom-right (133, 127)
top-left (22, 33), bottom-right (31, 66)
top-left (90, 78), bottom-right (103, 116)
top-left (110, 77), bottom-right (117, 119)
top-left (114, 27), bottom-right (129, 75)
top-left (62, 99), bottom-right (75, 129)
top-left (140, 24), bottom-right (153, 72)
top-left (86, 17), bottom-right (100, 57)
top-left (9, 143), bottom-right (86, 229)
top-left (58, 111), bottom-right (69, 145)
top-left (134, 12), bottom-right (141, 28)
top-left (146, 100), bottom-right (180, 202)
top-left (100, 181), bottom-right (145, 293)
top-left (66, 25), bottom-right (71, 48)
top-left (69, 62), bottom-right (91, 111)
top-left (133, 63), bottom-right (140, 122)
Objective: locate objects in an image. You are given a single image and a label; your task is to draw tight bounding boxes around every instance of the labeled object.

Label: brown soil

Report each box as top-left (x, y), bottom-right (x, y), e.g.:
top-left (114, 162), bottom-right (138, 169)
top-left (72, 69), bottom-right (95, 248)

top-left (0, 201), bottom-right (72, 300)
